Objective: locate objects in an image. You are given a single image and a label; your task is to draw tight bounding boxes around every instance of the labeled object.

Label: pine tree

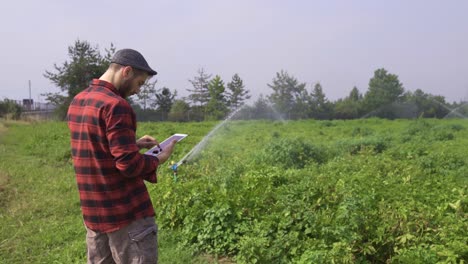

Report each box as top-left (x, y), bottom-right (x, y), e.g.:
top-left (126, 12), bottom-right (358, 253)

top-left (251, 94), bottom-right (271, 119)
top-left (333, 86), bottom-right (363, 119)
top-left (267, 70), bottom-right (307, 119)
top-left (226, 73), bottom-right (251, 110)
top-left (187, 68), bottom-right (211, 106)
top-left (154, 87), bottom-right (177, 120)
top-left (349, 86), bottom-right (362, 101)
top-left (135, 79), bottom-right (157, 111)
top-left (206, 75), bottom-right (229, 120)
top-left (310, 82), bottom-right (331, 119)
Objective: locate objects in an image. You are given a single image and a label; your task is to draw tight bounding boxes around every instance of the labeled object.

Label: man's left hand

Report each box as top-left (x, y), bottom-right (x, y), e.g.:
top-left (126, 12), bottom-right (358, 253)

top-left (136, 135), bottom-right (159, 149)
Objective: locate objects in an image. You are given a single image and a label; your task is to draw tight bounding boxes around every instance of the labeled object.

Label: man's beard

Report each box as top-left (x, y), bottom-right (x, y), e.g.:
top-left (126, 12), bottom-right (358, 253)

top-left (119, 79), bottom-right (133, 98)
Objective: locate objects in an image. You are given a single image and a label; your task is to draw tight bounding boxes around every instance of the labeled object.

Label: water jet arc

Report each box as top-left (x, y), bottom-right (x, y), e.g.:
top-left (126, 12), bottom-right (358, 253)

top-left (175, 107), bottom-right (244, 167)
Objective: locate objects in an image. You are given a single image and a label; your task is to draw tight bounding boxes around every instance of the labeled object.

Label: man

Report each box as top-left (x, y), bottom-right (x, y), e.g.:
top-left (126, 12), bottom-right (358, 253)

top-left (67, 49), bottom-right (175, 263)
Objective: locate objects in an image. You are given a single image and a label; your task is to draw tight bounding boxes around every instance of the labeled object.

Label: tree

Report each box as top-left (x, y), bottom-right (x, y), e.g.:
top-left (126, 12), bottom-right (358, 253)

top-left (362, 68), bottom-right (405, 118)
top-left (169, 99), bottom-right (190, 122)
top-left (0, 99), bottom-right (22, 119)
top-left (349, 86), bottom-right (362, 102)
top-left (43, 40), bottom-right (115, 119)
top-left (134, 79), bottom-right (157, 111)
top-left (226, 73), bottom-right (250, 110)
top-left (187, 68), bottom-right (212, 106)
top-left (205, 75), bottom-right (229, 120)
top-left (250, 94), bottom-right (272, 119)
top-left (309, 82), bottom-right (332, 119)
top-left (267, 70), bottom-right (307, 119)
top-left (154, 87), bottom-right (177, 120)
top-left (405, 89), bottom-right (450, 118)
top-left (288, 88), bottom-right (310, 120)
top-left (426, 95), bottom-right (451, 118)
top-left (448, 100), bottom-right (468, 118)
top-left (333, 86), bottom-right (363, 119)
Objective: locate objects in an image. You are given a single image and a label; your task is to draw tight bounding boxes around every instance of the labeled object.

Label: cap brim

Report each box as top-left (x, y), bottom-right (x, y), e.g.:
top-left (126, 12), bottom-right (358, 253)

top-left (133, 65), bottom-right (157, 76)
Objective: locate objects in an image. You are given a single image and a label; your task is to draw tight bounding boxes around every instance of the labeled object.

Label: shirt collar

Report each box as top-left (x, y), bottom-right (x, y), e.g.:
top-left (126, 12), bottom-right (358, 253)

top-left (90, 79), bottom-right (121, 96)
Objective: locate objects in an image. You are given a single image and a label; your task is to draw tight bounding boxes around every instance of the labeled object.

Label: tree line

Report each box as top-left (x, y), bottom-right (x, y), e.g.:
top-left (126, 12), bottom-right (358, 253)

top-left (2, 40), bottom-right (465, 121)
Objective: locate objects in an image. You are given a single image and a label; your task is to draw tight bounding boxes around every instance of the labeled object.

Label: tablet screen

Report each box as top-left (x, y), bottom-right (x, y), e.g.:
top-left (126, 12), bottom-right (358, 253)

top-left (145, 134), bottom-right (188, 157)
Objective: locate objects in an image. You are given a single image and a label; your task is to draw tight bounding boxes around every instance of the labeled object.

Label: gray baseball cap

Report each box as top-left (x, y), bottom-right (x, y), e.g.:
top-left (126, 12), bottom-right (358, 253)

top-left (111, 49), bottom-right (157, 76)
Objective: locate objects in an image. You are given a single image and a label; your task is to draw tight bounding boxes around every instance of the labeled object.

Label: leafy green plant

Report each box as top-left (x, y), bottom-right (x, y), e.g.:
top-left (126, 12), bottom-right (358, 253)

top-left (255, 138), bottom-right (329, 168)
top-left (336, 136), bottom-right (388, 155)
top-left (1, 119), bottom-right (467, 263)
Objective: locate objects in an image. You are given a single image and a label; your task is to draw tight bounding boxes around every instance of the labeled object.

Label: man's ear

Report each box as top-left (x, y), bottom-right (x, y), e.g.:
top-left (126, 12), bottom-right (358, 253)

top-left (122, 66), bottom-right (134, 79)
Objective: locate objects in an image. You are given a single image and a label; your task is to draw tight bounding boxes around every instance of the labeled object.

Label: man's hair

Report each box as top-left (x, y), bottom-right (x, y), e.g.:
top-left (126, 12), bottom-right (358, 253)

top-left (109, 63), bottom-right (147, 77)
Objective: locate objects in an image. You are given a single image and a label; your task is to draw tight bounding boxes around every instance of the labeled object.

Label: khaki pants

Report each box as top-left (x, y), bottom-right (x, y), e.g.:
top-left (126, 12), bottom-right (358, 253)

top-left (86, 217), bottom-right (158, 264)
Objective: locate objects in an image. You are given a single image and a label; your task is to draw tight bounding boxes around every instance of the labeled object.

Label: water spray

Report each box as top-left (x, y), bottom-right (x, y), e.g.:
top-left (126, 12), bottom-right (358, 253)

top-left (174, 107), bottom-right (244, 167)
top-left (443, 101), bottom-right (468, 119)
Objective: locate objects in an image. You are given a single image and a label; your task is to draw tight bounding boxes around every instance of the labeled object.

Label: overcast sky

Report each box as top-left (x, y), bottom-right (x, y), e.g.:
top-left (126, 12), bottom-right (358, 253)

top-left (1, 0), bottom-right (467, 104)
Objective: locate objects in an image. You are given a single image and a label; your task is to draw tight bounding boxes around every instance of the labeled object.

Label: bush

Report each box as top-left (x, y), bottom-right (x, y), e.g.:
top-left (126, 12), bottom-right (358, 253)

top-left (449, 123), bottom-right (464, 131)
top-left (404, 120), bottom-right (433, 136)
top-left (337, 137), bottom-right (389, 155)
top-left (403, 121), bottom-right (458, 142)
top-left (0, 99), bottom-right (22, 119)
top-left (256, 138), bottom-right (329, 169)
top-left (351, 127), bottom-right (374, 137)
top-left (431, 125), bottom-right (456, 141)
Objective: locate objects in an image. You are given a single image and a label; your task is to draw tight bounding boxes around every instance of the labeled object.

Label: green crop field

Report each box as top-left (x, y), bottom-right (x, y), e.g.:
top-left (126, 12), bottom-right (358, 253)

top-left (0, 119), bottom-right (467, 263)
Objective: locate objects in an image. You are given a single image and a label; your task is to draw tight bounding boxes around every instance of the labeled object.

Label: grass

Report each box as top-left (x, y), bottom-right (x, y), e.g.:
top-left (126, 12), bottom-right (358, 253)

top-left (1, 118), bottom-right (467, 263)
top-left (0, 120), bottom-right (218, 263)
top-left (0, 121), bottom-right (85, 263)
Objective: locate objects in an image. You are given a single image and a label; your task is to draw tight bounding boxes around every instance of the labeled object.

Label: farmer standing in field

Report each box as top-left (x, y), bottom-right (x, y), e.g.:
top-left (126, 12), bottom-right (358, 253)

top-left (67, 49), bottom-right (176, 264)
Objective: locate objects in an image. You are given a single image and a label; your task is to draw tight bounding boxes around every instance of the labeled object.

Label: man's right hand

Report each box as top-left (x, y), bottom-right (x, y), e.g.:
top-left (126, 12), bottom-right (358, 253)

top-left (157, 140), bottom-right (177, 164)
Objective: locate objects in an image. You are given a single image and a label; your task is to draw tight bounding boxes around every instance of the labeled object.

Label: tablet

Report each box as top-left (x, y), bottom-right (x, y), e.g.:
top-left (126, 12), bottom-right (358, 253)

top-left (145, 133), bottom-right (188, 157)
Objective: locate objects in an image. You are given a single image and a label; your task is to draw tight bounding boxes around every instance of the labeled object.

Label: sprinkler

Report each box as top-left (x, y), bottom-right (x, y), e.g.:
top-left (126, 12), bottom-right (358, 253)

top-left (174, 146), bottom-right (196, 168)
top-left (170, 161), bottom-right (178, 182)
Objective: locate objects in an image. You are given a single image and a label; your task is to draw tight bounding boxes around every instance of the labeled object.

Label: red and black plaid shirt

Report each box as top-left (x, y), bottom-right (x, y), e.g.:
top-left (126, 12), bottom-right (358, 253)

top-left (67, 79), bottom-right (159, 233)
